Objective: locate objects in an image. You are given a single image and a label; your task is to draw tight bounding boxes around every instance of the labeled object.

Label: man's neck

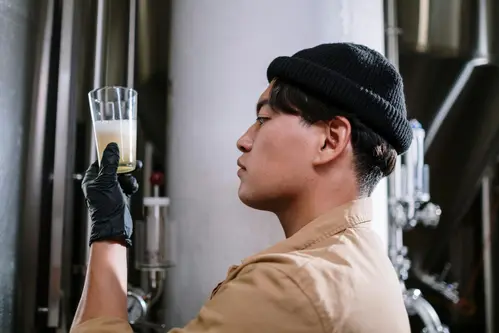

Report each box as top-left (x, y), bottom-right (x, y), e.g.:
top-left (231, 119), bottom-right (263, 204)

top-left (276, 189), bottom-right (358, 238)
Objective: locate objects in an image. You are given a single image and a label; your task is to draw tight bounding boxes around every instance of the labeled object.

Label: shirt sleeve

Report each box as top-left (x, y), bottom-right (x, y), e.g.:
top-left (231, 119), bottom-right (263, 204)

top-left (70, 317), bottom-right (133, 333)
top-left (70, 262), bottom-right (324, 333)
top-left (168, 261), bottom-right (324, 333)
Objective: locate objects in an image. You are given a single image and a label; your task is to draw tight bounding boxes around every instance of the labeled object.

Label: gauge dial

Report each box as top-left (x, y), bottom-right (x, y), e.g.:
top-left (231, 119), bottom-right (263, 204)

top-left (127, 290), bottom-right (148, 324)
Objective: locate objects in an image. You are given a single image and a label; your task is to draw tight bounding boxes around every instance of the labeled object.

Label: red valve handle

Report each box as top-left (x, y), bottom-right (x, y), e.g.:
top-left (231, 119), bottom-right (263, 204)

top-left (150, 171), bottom-right (164, 186)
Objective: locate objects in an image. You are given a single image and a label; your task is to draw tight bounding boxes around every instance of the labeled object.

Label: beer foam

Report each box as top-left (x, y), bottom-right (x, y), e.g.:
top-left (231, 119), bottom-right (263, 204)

top-left (93, 119), bottom-right (137, 133)
top-left (94, 119), bottom-right (137, 164)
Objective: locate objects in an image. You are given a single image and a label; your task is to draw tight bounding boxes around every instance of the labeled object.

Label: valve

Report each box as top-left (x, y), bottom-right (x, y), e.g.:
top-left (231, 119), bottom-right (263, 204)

top-left (150, 171), bottom-right (165, 187)
top-left (415, 202), bottom-right (442, 227)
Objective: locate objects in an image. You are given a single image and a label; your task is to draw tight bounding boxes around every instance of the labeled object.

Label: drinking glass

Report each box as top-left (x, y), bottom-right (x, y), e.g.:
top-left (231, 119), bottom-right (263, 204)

top-left (88, 86), bottom-right (138, 174)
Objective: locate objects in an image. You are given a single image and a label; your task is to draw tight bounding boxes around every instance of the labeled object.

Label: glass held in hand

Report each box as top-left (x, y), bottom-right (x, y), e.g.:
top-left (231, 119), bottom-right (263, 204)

top-left (88, 86), bottom-right (138, 174)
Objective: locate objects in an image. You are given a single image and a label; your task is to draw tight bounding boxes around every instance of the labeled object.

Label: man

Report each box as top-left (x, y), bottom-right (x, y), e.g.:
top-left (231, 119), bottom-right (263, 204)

top-left (71, 43), bottom-right (412, 332)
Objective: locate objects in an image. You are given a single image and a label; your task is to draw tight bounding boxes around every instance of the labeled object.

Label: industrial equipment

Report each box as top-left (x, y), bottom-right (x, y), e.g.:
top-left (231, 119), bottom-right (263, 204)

top-left (128, 171), bottom-right (172, 328)
top-left (388, 120), bottom-right (453, 333)
top-left (127, 287), bottom-right (149, 324)
top-left (4, 0), bottom-right (498, 331)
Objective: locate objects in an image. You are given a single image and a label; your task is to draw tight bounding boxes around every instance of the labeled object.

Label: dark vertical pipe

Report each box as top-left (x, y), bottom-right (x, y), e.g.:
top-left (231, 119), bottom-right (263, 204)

top-left (481, 173), bottom-right (494, 333)
top-left (14, 0), bottom-right (55, 331)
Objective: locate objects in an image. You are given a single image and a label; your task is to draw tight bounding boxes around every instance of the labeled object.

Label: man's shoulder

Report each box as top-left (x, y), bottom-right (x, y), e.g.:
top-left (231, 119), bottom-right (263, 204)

top-left (232, 247), bottom-right (408, 333)
top-left (237, 250), bottom-right (347, 289)
top-left (227, 252), bottom-right (346, 333)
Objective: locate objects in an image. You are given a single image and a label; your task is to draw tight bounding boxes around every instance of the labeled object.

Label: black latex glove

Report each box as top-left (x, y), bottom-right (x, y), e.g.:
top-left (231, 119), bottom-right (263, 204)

top-left (82, 142), bottom-right (142, 247)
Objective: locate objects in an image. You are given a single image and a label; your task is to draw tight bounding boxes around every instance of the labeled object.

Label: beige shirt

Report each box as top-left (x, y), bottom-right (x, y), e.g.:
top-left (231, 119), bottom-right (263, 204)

top-left (71, 198), bottom-right (410, 333)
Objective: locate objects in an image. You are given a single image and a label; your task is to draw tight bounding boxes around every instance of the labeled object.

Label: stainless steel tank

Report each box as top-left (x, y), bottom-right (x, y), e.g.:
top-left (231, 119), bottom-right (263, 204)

top-left (0, 0), bottom-right (38, 331)
top-left (397, 0), bottom-right (499, 268)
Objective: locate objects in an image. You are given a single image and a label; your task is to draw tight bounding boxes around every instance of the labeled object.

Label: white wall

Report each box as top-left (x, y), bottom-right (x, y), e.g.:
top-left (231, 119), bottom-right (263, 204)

top-left (166, 0), bottom-right (387, 326)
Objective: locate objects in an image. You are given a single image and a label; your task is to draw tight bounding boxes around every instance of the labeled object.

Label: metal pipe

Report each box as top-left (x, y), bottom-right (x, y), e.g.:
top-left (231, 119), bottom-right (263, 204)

top-left (126, 0), bottom-right (136, 213)
top-left (85, 0), bottom-right (107, 264)
top-left (48, 0), bottom-right (78, 326)
top-left (412, 121), bottom-right (426, 198)
top-left (481, 173), bottom-right (493, 333)
top-left (424, 57), bottom-right (488, 152)
top-left (15, 0), bottom-right (54, 331)
top-left (92, 0), bottom-right (107, 90)
top-left (149, 273), bottom-right (165, 306)
top-left (404, 289), bottom-right (449, 333)
top-left (424, 0), bottom-right (490, 152)
top-left (141, 141), bottom-right (155, 326)
top-left (384, 0), bottom-right (406, 285)
top-left (416, 0), bottom-right (430, 52)
top-left (384, 0), bottom-right (402, 201)
top-left (127, 0), bottom-right (137, 87)
top-left (144, 142), bottom-right (154, 196)
top-left (384, 0), bottom-right (399, 69)
top-left (476, 0), bottom-right (490, 58)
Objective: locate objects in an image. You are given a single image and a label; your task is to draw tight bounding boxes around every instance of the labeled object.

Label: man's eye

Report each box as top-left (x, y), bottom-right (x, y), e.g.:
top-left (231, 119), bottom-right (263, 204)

top-left (256, 117), bottom-right (270, 125)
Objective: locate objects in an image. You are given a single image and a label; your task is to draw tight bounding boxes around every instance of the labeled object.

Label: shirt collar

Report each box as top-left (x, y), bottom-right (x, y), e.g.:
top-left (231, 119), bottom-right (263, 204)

top-left (244, 197), bottom-right (373, 261)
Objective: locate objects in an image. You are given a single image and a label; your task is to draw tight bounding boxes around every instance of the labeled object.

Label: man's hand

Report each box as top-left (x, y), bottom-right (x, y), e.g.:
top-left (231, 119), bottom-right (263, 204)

top-left (71, 143), bottom-right (141, 331)
top-left (82, 142), bottom-right (141, 247)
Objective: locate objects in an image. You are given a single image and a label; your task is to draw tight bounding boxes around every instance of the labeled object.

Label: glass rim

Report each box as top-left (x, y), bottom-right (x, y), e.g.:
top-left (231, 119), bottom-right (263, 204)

top-left (88, 86), bottom-right (138, 103)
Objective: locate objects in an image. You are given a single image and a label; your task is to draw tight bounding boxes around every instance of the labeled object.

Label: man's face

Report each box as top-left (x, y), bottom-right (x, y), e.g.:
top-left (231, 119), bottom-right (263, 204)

top-left (236, 84), bottom-right (322, 211)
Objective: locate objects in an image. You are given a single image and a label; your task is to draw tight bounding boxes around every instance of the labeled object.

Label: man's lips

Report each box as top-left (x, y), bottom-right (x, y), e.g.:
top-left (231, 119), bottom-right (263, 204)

top-left (237, 159), bottom-right (246, 177)
top-left (237, 159), bottom-right (246, 170)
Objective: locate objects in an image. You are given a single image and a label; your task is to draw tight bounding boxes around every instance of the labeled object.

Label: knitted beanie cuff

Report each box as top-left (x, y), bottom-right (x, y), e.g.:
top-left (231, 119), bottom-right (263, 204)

top-left (266, 55), bottom-right (412, 154)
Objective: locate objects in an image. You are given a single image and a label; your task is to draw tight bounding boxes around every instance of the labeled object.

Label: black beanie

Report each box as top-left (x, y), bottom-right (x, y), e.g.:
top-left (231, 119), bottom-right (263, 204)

top-left (266, 43), bottom-right (412, 155)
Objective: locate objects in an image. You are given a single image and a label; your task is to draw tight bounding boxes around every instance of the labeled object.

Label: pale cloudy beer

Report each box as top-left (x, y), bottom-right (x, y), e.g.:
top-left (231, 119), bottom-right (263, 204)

top-left (93, 119), bottom-right (137, 174)
top-left (88, 86), bottom-right (138, 174)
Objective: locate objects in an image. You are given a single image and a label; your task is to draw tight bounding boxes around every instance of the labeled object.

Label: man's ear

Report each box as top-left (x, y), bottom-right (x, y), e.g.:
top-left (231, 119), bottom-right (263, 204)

top-left (313, 116), bottom-right (351, 166)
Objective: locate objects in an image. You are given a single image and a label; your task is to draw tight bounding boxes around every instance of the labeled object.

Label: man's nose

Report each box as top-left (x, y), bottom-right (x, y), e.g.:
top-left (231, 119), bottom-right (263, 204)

top-left (237, 131), bottom-right (253, 153)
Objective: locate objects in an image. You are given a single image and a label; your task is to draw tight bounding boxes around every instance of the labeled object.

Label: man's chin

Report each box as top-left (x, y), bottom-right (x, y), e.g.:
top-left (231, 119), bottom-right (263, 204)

top-left (238, 188), bottom-right (274, 211)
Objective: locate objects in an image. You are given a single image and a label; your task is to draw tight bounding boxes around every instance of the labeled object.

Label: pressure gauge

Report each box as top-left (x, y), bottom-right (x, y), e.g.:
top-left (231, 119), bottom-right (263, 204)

top-left (127, 290), bottom-right (148, 324)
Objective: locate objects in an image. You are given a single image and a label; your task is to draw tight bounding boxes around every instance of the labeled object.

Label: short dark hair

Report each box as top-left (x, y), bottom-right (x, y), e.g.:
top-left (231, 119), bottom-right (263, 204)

top-left (268, 78), bottom-right (397, 196)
